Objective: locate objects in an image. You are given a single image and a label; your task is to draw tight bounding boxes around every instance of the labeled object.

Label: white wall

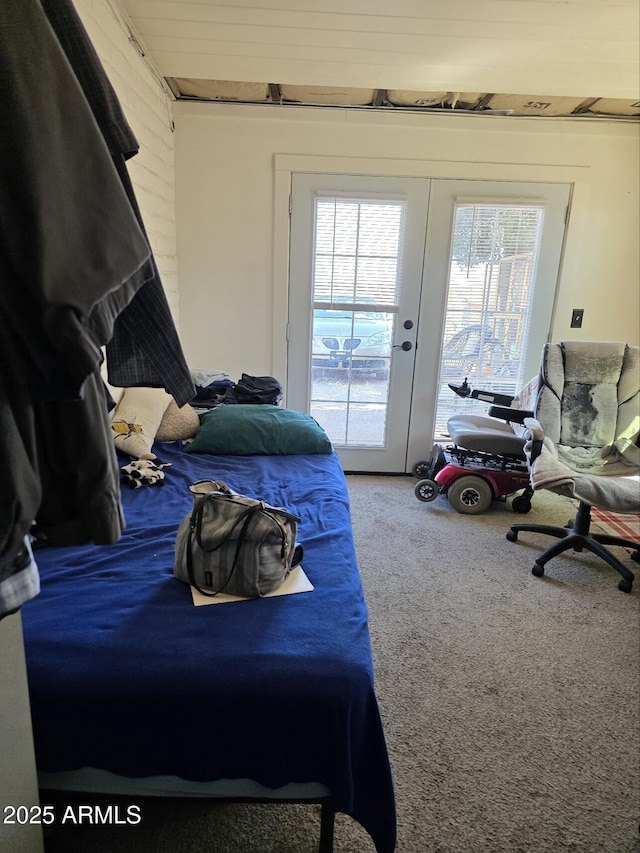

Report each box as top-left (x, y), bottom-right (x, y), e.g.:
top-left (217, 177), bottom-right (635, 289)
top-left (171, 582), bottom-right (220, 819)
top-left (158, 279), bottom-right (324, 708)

top-left (0, 615), bottom-right (44, 853)
top-left (75, 0), bottom-right (181, 323)
top-left (173, 102), bottom-right (639, 385)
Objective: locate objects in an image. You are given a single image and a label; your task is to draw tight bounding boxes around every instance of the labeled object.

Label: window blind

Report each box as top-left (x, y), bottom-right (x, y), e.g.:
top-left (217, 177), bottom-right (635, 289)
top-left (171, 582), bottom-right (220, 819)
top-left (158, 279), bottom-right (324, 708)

top-left (313, 197), bottom-right (406, 310)
top-left (433, 202), bottom-right (545, 436)
top-left (445, 203), bottom-right (545, 355)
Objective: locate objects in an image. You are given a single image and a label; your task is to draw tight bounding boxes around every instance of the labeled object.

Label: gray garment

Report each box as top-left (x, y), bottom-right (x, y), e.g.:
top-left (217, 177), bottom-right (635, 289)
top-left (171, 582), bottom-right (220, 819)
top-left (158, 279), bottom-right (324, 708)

top-left (0, 0), bottom-right (157, 613)
top-left (42, 0), bottom-right (196, 407)
top-left (0, 0), bottom-right (153, 400)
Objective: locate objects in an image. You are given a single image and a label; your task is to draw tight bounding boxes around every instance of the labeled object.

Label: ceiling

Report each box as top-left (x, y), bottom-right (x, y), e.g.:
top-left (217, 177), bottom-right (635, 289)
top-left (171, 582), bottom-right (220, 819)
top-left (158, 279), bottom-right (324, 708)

top-left (119, 0), bottom-right (640, 120)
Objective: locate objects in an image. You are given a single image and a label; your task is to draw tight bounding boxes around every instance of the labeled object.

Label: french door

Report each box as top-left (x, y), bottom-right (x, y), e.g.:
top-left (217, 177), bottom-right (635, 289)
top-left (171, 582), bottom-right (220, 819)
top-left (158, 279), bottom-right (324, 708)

top-left (287, 173), bottom-right (431, 472)
top-left (287, 174), bottom-right (570, 473)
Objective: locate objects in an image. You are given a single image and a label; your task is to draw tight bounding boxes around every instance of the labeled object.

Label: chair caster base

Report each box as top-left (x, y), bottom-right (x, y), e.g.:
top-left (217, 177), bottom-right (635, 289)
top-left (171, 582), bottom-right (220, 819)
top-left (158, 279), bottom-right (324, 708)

top-left (532, 563), bottom-right (544, 578)
top-left (506, 530), bottom-right (518, 542)
top-left (618, 578), bottom-right (633, 593)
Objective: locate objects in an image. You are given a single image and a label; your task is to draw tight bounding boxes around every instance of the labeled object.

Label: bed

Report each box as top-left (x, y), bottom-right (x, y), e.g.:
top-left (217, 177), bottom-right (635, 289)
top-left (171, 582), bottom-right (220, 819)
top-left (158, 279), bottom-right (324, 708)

top-left (20, 434), bottom-right (397, 853)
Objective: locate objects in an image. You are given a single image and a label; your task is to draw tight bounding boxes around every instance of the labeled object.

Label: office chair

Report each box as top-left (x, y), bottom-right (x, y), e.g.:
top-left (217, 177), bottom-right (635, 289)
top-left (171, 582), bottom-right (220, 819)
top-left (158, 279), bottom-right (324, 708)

top-left (507, 340), bottom-right (640, 592)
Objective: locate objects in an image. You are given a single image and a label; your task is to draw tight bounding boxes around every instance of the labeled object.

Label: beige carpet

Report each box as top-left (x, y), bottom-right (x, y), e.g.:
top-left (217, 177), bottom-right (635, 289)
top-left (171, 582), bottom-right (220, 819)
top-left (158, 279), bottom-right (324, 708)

top-left (42, 478), bottom-right (640, 853)
top-left (346, 476), bottom-right (640, 853)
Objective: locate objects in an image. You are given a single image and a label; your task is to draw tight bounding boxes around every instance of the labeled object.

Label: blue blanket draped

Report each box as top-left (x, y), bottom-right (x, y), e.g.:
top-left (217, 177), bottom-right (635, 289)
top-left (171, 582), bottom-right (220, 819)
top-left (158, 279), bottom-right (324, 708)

top-left (21, 444), bottom-right (396, 853)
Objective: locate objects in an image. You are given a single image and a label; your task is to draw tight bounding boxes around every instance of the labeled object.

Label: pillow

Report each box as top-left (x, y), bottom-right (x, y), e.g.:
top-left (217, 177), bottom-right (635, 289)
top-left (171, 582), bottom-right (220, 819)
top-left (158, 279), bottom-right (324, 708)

top-left (103, 380), bottom-right (124, 414)
top-left (156, 400), bottom-right (200, 442)
top-left (100, 356), bottom-right (125, 412)
top-left (111, 387), bottom-right (172, 458)
top-left (186, 404), bottom-right (333, 456)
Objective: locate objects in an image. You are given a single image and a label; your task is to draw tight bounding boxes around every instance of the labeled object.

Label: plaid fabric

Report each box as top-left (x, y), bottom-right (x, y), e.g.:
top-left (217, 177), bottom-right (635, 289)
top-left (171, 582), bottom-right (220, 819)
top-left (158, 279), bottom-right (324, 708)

top-left (40, 0), bottom-right (138, 159)
top-left (0, 538), bottom-right (40, 617)
top-left (592, 507), bottom-right (640, 544)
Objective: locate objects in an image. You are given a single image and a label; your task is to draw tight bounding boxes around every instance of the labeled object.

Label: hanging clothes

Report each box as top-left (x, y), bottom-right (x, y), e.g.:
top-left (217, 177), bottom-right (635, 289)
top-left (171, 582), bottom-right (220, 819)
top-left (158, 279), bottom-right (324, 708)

top-left (0, 0), bottom-right (193, 615)
top-left (41, 0), bottom-right (196, 408)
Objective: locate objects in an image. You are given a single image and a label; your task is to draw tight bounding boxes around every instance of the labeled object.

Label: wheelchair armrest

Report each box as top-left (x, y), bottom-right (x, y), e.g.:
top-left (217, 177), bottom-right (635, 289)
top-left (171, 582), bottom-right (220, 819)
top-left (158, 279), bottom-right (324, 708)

top-left (448, 383), bottom-right (516, 406)
top-left (487, 406), bottom-right (534, 424)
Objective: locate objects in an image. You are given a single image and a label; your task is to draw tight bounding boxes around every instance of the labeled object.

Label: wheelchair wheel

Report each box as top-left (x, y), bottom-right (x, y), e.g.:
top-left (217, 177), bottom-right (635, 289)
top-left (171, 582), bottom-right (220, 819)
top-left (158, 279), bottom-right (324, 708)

top-left (447, 476), bottom-right (493, 515)
top-left (415, 479), bottom-right (439, 502)
top-left (412, 444), bottom-right (446, 480)
top-left (412, 461), bottom-right (431, 479)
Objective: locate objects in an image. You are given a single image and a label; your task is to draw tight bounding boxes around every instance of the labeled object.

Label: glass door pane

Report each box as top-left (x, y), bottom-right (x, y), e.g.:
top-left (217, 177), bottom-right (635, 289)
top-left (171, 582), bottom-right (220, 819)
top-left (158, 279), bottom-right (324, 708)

top-left (288, 173), bottom-right (429, 472)
top-left (310, 196), bottom-right (404, 447)
top-left (433, 203), bottom-right (544, 437)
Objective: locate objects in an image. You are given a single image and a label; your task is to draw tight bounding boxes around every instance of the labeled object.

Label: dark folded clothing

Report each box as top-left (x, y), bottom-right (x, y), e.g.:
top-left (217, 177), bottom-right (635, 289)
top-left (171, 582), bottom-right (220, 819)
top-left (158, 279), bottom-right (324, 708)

top-left (230, 373), bottom-right (282, 405)
top-left (193, 380), bottom-right (235, 404)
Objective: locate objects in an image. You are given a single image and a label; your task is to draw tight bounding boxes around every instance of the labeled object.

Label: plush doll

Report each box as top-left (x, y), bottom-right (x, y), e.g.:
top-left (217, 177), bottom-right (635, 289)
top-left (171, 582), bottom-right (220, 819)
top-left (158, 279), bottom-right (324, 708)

top-left (121, 459), bottom-right (171, 489)
top-left (111, 388), bottom-right (200, 458)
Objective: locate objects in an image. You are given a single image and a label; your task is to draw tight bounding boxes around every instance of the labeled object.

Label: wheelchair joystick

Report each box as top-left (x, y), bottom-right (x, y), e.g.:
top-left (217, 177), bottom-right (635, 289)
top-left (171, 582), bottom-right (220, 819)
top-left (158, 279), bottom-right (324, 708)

top-left (448, 378), bottom-right (471, 398)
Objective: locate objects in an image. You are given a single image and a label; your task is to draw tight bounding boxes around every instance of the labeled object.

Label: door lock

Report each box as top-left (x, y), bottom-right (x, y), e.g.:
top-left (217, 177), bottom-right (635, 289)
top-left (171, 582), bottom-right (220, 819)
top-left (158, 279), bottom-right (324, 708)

top-left (393, 341), bottom-right (413, 351)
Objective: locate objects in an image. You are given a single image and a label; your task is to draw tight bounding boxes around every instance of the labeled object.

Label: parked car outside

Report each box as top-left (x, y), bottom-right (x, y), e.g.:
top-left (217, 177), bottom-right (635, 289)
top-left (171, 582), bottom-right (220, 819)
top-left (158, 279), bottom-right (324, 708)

top-left (312, 304), bottom-right (392, 377)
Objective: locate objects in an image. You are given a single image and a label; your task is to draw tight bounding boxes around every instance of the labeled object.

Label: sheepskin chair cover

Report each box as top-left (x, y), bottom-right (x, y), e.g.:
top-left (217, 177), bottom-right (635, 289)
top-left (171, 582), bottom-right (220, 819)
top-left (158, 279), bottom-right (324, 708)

top-left (537, 341), bottom-right (625, 446)
top-left (527, 341), bottom-right (640, 513)
top-left (615, 345), bottom-right (640, 466)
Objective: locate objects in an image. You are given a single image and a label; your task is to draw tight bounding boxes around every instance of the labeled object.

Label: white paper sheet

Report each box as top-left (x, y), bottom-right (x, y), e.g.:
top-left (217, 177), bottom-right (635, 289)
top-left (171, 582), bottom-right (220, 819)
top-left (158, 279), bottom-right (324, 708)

top-left (190, 565), bottom-right (314, 606)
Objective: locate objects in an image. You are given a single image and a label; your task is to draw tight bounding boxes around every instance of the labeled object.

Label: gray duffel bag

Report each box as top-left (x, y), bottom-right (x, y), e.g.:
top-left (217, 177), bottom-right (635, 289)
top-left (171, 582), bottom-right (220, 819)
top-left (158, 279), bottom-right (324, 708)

top-left (174, 480), bottom-right (303, 598)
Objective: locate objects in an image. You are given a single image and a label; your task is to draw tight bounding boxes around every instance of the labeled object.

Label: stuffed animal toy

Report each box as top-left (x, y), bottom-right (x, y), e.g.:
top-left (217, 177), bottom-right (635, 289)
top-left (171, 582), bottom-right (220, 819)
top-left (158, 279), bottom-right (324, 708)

top-left (121, 459), bottom-right (171, 489)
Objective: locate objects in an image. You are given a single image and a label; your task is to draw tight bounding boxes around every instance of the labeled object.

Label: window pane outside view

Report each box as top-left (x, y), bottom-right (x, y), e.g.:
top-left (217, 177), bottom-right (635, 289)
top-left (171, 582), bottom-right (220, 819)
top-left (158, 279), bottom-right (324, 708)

top-left (434, 203), bottom-right (544, 438)
top-left (310, 198), bottom-right (404, 447)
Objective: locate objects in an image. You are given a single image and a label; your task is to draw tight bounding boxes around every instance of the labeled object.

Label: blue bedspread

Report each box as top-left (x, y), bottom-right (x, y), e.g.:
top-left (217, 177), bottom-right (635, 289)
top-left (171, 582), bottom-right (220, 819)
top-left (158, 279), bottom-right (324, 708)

top-left (21, 444), bottom-right (396, 853)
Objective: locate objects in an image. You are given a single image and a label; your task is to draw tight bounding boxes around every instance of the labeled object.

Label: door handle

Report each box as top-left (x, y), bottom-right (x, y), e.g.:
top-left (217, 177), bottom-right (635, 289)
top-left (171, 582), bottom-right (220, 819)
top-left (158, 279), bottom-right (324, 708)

top-left (393, 341), bottom-right (413, 351)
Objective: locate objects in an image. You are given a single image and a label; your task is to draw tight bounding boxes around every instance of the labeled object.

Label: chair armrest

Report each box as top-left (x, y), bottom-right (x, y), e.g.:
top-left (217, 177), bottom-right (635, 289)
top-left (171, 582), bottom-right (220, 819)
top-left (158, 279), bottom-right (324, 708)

top-left (523, 417), bottom-right (545, 464)
top-left (523, 417), bottom-right (544, 438)
top-left (487, 406), bottom-right (534, 424)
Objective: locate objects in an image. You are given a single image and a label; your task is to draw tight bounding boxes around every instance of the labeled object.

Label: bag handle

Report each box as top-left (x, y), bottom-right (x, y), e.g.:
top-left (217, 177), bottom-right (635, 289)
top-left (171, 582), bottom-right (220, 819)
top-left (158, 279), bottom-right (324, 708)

top-left (265, 511), bottom-right (303, 566)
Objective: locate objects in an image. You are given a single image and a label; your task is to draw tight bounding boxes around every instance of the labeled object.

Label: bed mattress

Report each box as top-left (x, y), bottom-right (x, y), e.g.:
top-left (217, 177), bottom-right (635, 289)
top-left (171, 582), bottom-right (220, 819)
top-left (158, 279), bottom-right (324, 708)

top-left (21, 443), bottom-right (396, 852)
